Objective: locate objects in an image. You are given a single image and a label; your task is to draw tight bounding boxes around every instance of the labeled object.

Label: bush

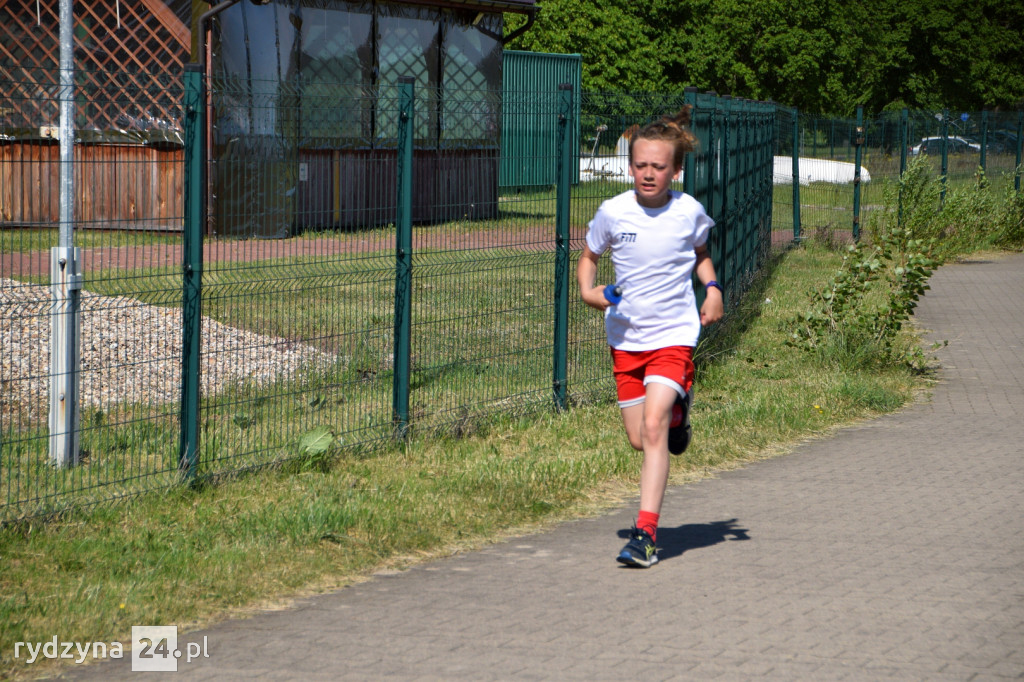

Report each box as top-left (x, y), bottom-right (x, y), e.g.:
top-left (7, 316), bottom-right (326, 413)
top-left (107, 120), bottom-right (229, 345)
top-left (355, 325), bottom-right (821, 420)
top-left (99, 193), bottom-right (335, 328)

top-left (786, 233), bottom-right (937, 370)
top-left (886, 158), bottom-right (1024, 259)
top-left (787, 159), bottom-right (1022, 371)
top-left (994, 171), bottom-right (1024, 250)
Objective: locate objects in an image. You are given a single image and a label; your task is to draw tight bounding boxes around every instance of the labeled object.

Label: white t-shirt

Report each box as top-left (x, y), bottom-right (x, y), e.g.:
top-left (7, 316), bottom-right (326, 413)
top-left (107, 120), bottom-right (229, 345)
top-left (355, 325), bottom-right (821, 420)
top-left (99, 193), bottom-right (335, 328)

top-left (585, 189), bottom-right (714, 350)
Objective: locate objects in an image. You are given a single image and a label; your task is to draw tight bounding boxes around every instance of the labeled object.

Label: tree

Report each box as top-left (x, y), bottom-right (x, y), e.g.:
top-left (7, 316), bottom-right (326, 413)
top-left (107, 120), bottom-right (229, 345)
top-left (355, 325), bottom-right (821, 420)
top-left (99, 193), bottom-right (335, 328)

top-left (505, 0), bottom-right (669, 92)
top-left (506, 0), bottom-right (1024, 115)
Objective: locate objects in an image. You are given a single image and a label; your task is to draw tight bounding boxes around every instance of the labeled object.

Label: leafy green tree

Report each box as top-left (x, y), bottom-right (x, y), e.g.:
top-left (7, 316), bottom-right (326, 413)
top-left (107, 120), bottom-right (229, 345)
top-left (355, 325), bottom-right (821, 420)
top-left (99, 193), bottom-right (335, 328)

top-left (506, 0), bottom-right (1024, 115)
top-left (875, 0), bottom-right (1024, 112)
top-left (505, 0), bottom-right (669, 92)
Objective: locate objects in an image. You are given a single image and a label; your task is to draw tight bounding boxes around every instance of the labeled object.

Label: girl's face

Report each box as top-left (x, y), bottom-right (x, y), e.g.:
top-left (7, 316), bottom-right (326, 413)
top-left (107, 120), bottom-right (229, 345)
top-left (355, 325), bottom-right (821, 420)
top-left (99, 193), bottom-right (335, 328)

top-left (629, 138), bottom-right (680, 208)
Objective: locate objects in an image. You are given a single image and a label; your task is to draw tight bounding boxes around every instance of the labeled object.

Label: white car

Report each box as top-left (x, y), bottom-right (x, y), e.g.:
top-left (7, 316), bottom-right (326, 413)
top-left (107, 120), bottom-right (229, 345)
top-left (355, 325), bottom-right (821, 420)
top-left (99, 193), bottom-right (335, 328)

top-left (910, 136), bottom-right (981, 156)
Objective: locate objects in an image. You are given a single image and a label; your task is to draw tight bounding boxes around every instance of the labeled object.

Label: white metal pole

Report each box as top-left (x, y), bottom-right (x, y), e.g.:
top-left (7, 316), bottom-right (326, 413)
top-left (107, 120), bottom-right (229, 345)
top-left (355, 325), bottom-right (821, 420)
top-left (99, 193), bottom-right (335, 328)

top-left (49, 0), bottom-right (81, 466)
top-left (58, 0), bottom-right (73, 249)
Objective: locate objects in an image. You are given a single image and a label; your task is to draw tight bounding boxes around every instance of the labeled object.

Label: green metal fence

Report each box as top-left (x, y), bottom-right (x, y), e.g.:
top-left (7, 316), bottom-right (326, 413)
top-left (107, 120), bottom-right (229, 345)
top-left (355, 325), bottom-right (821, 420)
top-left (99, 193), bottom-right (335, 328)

top-left (16, 64), bottom-right (1021, 522)
top-left (2, 65), bottom-right (187, 519)
top-left (776, 105), bottom-right (1024, 244)
top-left (501, 51), bottom-right (582, 188)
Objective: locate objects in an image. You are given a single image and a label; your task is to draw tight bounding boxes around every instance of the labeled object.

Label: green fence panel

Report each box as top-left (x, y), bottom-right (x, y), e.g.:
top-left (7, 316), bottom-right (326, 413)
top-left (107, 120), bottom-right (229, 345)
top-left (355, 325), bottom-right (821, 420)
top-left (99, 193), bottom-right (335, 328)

top-left (1, 65), bottom-right (187, 520)
top-left (501, 51), bottom-right (582, 188)
top-left (19, 61), bottom-right (1024, 523)
top-left (769, 105), bottom-right (1024, 246)
top-left (0, 64), bottom-right (881, 524)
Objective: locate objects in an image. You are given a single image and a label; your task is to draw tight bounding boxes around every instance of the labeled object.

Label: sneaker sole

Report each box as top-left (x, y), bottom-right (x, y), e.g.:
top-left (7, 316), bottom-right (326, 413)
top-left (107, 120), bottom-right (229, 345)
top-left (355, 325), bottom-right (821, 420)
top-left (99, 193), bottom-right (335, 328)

top-left (617, 551), bottom-right (659, 568)
top-left (668, 392), bottom-right (691, 455)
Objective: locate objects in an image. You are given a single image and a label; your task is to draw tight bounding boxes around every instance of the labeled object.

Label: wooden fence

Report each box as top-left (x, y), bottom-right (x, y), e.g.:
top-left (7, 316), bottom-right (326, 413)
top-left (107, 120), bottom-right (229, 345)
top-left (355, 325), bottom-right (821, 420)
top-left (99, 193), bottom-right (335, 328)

top-left (0, 140), bottom-right (183, 231)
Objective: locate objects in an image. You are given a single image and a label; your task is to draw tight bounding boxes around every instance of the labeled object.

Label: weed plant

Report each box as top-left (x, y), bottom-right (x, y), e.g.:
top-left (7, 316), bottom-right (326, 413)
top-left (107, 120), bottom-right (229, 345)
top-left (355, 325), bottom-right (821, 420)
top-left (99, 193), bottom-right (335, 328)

top-left (881, 157), bottom-right (1024, 258)
top-left (785, 156), bottom-right (1022, 374)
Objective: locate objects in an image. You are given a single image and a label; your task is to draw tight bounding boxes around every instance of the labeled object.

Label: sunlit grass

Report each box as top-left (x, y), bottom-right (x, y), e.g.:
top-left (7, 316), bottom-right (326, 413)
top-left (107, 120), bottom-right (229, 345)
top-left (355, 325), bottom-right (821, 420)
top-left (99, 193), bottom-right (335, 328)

top-left (0, 227), bottom-right (180, 254)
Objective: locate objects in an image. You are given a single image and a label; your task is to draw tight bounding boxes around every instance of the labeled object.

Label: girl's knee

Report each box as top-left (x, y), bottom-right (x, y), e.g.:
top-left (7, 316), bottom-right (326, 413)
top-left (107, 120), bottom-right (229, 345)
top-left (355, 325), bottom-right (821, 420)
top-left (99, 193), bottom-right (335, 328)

top-left (643, 414), bottom-right (669, 440)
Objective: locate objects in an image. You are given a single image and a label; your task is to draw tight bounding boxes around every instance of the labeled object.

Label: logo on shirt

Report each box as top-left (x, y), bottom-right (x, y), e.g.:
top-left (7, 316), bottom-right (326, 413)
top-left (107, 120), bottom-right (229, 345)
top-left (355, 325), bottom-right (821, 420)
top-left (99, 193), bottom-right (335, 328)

top-left (616, 232), bottom-right (637, 243)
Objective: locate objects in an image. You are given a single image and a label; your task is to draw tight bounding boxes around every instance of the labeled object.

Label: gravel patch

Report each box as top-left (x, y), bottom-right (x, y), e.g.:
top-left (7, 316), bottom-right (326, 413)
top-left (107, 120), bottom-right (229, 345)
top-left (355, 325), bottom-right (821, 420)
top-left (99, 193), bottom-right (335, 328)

top-left (1, 278), bottom-right (335, 424)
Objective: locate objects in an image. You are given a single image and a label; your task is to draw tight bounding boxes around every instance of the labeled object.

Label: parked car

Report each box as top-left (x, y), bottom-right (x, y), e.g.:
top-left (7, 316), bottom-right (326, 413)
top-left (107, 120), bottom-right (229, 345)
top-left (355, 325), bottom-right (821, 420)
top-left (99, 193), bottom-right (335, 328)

top-left (910, 136), bottom-right (980, 156)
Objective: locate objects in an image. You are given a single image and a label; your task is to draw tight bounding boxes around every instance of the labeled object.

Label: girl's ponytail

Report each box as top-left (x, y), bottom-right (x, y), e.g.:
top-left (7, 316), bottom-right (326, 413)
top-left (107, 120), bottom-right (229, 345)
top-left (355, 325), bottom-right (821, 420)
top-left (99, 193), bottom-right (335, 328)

top-left (628, 105), bottom-right (698, 168)
top-left (670, 105), bottom-right (692, 130)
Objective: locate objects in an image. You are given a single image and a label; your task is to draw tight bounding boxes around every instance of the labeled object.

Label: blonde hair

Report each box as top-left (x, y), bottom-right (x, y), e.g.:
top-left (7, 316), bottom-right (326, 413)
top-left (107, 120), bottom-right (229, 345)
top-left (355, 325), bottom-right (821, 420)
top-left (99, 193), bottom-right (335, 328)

top-left (628, 106), bottom-right (697, 169)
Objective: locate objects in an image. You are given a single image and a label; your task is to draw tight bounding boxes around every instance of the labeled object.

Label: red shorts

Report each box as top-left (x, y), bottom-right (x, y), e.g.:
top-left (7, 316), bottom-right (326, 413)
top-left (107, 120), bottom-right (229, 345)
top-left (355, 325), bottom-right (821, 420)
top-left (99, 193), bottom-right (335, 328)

top-left (611, 345), bottom-right (694, 408)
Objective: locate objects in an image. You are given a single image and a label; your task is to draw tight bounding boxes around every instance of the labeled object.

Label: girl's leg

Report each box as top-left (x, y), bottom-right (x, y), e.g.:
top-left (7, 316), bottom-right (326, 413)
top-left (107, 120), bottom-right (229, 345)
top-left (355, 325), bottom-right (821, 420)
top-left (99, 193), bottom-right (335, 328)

top-left (615, 347), bottom-right (693, 566)
top-left (620, 403), bottom-right (645, 452)
top-left (638, 382), bottom-right (677, 515)
top-left (619, 381), bottom-right (680, 513)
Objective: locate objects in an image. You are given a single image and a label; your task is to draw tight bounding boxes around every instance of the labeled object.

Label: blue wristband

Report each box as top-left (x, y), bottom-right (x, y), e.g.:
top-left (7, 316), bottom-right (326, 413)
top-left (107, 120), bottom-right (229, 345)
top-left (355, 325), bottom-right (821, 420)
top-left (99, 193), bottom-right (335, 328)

top-left (705, 280), bottom-right (722, 293)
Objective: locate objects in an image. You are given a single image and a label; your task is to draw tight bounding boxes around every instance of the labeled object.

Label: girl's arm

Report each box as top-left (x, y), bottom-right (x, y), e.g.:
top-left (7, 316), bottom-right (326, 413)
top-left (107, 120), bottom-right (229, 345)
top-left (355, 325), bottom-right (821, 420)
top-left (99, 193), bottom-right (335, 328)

top-left (695, 244), bottom-right (724, 326)
top-left (577, 245), bottom-right (612, 311)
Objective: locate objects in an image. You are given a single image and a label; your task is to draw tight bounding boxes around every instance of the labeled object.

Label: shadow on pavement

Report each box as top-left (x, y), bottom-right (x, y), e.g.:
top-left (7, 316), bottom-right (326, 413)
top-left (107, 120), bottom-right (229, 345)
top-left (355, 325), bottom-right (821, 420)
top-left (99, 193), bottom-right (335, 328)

top-left (617, 518), bottom-right (750, 563)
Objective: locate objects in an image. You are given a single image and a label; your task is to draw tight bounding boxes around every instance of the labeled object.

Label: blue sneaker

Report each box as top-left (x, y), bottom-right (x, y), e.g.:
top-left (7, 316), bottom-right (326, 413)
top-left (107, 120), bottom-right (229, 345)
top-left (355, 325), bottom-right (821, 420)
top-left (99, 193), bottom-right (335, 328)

top-left (617, 527), bottom-right (659, 567)
top-left (668, 390), bottom-right (691, 456)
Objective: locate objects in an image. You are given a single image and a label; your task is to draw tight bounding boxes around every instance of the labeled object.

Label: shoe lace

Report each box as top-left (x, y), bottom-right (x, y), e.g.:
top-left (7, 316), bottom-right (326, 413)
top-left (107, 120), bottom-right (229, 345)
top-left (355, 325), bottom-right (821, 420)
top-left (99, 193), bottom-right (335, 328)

top-left (629, 526), bottom-right (658, 555)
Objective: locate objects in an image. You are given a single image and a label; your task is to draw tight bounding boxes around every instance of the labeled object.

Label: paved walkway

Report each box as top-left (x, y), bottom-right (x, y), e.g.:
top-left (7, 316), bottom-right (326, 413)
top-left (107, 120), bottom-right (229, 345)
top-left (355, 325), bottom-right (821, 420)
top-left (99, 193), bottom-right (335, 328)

top-left (69, 254), bottom-right (1024, 681)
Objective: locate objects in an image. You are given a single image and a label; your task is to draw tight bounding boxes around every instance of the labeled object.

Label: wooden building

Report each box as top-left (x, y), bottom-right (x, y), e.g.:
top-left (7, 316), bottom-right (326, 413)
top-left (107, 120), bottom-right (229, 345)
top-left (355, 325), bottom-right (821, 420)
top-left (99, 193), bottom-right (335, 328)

top-left (0, 0), bottom-right (190, 231)
top-left (0, 0), bottom-right (536, 236)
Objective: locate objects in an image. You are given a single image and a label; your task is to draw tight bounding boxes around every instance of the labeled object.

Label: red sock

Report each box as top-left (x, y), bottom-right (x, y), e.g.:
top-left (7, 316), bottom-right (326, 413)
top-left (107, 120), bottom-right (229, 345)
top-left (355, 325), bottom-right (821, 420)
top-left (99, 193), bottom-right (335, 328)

top-left (636, 510), bottom-right (659, 542)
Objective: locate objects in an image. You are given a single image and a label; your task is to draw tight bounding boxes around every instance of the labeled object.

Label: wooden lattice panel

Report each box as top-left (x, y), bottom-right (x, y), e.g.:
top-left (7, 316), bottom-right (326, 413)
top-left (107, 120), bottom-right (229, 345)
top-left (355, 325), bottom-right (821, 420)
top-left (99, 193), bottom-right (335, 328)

top-left (0, 0), bottom-right (190, 134)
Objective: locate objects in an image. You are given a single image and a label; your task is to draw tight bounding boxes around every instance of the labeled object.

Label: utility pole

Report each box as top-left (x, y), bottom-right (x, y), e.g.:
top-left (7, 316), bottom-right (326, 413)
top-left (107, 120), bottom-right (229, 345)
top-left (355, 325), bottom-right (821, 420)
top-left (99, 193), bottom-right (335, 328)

top-left (49, 0), bottom-right (81, 466)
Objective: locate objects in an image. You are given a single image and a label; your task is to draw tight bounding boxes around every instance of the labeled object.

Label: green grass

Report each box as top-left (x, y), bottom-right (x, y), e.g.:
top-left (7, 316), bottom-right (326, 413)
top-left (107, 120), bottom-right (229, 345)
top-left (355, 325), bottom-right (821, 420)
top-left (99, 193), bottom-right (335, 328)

top-left (0, 227), bottom-right (180, 254)
top-left (0, 241), bottom-right (930, 680)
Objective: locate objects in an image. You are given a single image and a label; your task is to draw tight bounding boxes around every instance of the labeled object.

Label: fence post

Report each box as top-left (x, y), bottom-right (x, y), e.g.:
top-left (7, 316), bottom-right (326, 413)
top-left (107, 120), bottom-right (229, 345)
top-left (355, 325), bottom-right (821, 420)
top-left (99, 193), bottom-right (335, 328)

top-left (980, 109), bottom-right (989, 173)
top-left (553, 82), bottom-right (573, 411)
top-left (48, 0), bottom-right (80, 467)
top-left (765, 102), bottom-right (775, 264)
top-left (739, 99), bottom-right (750, 280)
top-left (48, 246), bottom-right (82, 467)
top-left (721, 95), bottom-right (735, 294)
top-left (180, 64), bottom-right (204, 481)
top-left (898, 108), bottom-right (908, 228)
top-left (743, 100), bottom-right (756, 276)
top-left (709, 92), bottom-right (725, 281)
top-left (791, 108), bottom-right (801, 242)
top-left (853, 105), bottom-right (864, 242)
top-left (393, 77), bottom-right (415, 439)
top-left (704, 92), bottom-right (718, 236)
top-left (1017, 110), bottom-right (1023, 193)
top-left (899, 109), bottom-right (909, 177)
top-left (940, 108), bottom-right (949, 205)
top-left (684, 87), bottom-right (697, 196)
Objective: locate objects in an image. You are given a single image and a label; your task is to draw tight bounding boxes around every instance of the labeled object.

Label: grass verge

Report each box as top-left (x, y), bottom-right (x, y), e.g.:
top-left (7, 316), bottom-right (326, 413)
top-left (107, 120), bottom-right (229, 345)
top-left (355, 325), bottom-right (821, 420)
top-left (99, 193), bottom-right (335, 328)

top-left (0, 241), bottom-right (930, 679)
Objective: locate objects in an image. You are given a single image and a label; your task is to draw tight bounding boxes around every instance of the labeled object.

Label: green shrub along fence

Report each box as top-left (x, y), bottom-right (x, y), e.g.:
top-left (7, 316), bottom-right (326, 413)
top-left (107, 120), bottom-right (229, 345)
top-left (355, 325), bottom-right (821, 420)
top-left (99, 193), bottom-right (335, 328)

top-left (1, 64), bottom-right (1020, 522)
